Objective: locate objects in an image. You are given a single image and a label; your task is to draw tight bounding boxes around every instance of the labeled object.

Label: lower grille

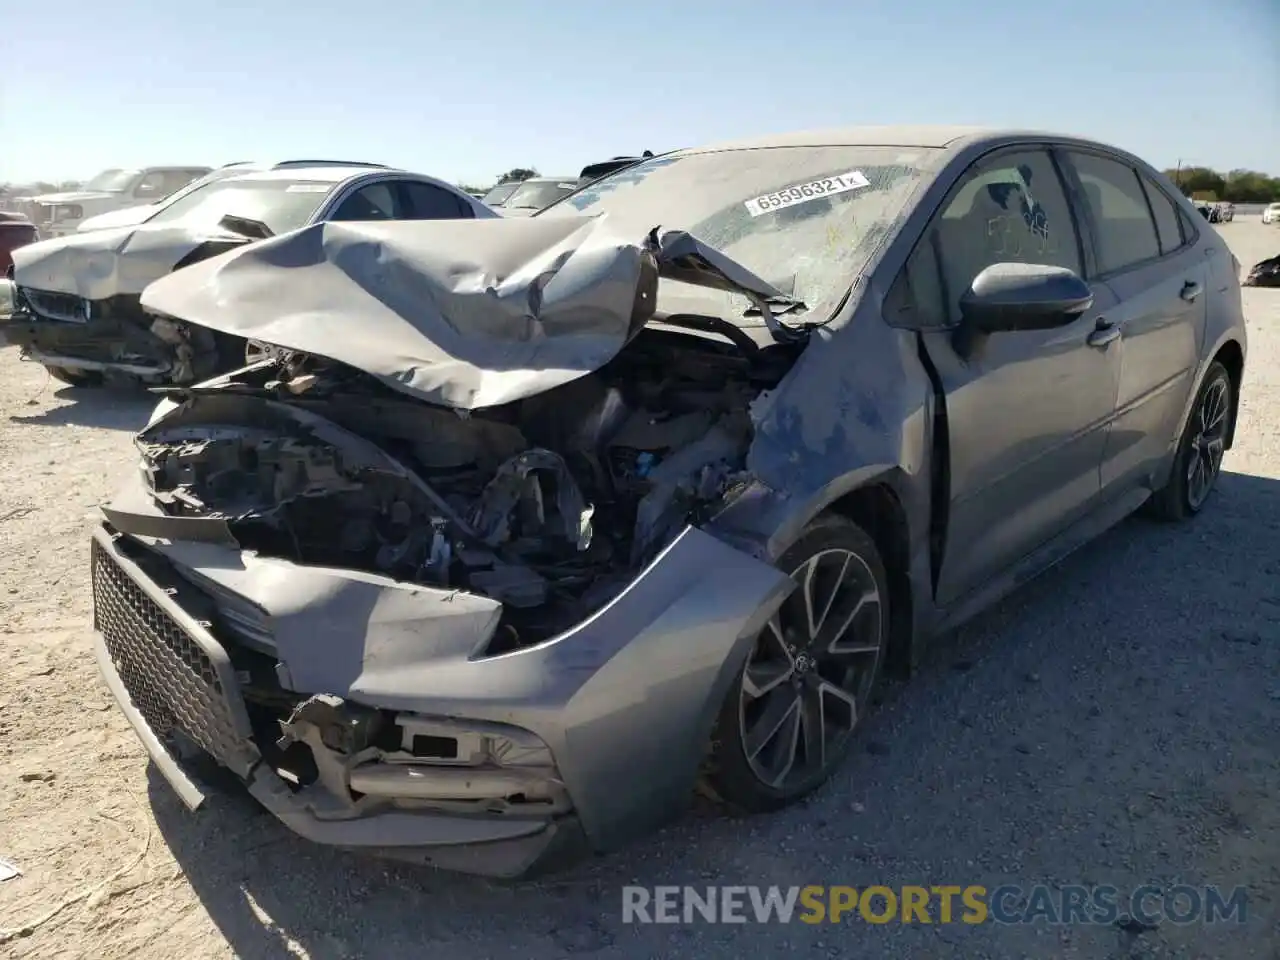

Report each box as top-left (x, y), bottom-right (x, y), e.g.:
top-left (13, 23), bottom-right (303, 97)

top-left (91, 537), bottom-right (252, 772)
top-left (23, 288), bottom-right (88, 323)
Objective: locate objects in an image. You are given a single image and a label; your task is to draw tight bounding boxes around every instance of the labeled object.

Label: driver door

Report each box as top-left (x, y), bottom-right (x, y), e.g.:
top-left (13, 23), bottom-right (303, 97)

top-left (906, 147), bottom-right (1122, 606)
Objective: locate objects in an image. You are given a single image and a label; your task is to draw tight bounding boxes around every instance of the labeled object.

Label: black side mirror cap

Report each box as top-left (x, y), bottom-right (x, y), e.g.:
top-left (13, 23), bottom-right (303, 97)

top-left (959, 262), bottom-right (1093, 335)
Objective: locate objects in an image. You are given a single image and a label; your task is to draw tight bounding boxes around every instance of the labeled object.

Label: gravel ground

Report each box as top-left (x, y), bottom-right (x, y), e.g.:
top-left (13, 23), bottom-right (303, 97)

top-left (1, 221), bottom-right (1278, 960)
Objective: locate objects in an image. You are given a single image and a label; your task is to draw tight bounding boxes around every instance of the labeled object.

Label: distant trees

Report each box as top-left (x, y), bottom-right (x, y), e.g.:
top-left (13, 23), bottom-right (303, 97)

top-left (498, 168), bottom-right (538, 184)
top-left (1163, 166), bottom-right (1280, 203)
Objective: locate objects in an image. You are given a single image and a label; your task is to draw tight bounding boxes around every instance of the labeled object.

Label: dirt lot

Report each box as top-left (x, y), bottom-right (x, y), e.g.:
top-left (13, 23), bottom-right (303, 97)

top-left (1, 221), bottom-right (1278, 960)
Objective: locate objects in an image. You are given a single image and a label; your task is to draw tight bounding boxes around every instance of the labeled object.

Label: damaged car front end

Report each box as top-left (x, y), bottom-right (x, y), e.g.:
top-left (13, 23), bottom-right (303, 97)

top-left (3, 222), bottom-right (260, 385)
top-left (92, 214), bottom-right (820, 876)
top-left (91, 143), bottom-right (938, 876)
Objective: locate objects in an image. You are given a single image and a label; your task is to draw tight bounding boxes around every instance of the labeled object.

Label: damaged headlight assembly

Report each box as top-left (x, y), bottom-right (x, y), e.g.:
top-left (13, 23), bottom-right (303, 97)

top-left (275, 696), bottom-right (570, 817)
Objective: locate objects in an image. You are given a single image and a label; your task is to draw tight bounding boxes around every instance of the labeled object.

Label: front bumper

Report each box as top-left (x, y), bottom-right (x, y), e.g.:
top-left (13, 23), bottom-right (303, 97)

top-left (3, 298), bottom-right (174, 376)
top-left (89, 517), bottom-right (791, 876)
top-left (90, 526), bottom-right (581, 877)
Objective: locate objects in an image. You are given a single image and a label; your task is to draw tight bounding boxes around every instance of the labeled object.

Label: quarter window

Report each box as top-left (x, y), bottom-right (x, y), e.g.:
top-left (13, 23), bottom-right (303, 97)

top-left (1066, 153), bottom-right (1160, 274)
top-left (902, 149), bottom-right (1081, 327)
top-left (1138, 174), bottom-right (1185, 256)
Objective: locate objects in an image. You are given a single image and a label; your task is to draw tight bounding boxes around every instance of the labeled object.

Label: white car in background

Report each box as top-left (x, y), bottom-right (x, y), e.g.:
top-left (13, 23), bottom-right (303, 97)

top-left (1263, 202), bottom-right (1280, 225)
top-left (491, 176), bottom-right (583, 217)
top-left (75, 160), bottom-right (394, 233)
top-left (18, 166), bottom-right (211, 237)
top-left (4, 164), bottom-right (497, 385)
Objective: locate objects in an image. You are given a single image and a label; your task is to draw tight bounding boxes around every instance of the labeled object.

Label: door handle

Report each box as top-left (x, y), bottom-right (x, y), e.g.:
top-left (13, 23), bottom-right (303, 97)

top-left (1087, 318), bottom-right (1120, 348)
top-left (1181, 280), bottom-right (1203, 302)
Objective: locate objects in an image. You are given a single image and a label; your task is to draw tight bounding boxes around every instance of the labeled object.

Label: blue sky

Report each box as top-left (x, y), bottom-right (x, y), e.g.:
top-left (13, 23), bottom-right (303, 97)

top-left (4, 0), bottom-right (1277, 185)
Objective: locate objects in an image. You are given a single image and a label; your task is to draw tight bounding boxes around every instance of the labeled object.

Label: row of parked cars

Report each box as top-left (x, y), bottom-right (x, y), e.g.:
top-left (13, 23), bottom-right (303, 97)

top-left (0, 153), bottom-right (650, 383)
top-left (1194, 200), bottom-right (1235, 223)
top-left (0, 127), bottom-right (1249, 881)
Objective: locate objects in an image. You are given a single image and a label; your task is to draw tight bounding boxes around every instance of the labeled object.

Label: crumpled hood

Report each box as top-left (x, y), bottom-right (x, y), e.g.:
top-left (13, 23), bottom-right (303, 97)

top-left (77, 204), bottom-right (159, 233)
top-left (31, 190), bottom-right (119, 206)
top-left (139, 214), bottom-right (787, 410)
top-left (12, 221), bottom-right (255, 300)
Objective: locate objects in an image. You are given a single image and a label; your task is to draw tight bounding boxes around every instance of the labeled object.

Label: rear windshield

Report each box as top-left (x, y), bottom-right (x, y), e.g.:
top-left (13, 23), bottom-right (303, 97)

top-left (502, 179), bottom-right (580, 211)
top-left (84, 169), bottom-right (136, 192)
top-left (481, 182), bottom-right (522, 207)
top-left (143, 178), bottom-right (337, 235)
top-left (540, 145), bottom-right (943, 322)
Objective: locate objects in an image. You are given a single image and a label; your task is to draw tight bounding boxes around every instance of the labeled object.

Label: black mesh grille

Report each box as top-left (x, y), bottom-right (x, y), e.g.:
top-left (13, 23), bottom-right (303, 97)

top-left (91, 537), bottom-right (250, 771)
top-left (23, 288), bottom-right (86, 323)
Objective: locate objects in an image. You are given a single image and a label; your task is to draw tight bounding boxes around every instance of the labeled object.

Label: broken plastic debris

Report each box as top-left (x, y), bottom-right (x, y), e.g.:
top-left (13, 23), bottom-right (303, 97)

top-left (0, 859), bottom-right (20, 882)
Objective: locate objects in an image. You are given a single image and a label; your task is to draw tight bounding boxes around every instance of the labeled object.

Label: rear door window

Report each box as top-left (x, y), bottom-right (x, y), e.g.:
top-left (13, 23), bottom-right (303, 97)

top-left (399, 181), bottom-right (471, 220)
top-left (329, 182), bottom-right (401, 221)
top-left (1066, 152), bottom-right (1160, 274)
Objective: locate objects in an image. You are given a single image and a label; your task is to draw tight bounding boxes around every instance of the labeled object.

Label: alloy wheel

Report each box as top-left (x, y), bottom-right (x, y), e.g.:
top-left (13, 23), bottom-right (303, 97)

top-left (738, 548), bottom-right (883, 790)
top-left (1186, 376), bottom-right (1229, 510)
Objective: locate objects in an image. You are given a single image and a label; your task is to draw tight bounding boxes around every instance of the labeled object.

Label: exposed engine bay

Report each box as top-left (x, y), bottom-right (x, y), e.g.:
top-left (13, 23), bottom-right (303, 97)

top-left (137, 327), bottom-right (799, 648)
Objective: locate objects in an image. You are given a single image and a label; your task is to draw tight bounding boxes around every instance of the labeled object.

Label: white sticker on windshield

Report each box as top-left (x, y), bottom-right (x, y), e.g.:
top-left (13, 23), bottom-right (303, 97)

top-left (285, 183), bottom-right (331, 193)
top-left (744, 170), bottom-right (871, 217)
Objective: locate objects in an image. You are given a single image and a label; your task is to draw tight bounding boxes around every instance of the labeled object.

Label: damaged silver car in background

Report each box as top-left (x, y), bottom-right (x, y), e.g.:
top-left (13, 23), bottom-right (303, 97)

top-left (90, 128), bottom-right (1246, 878)
top-left (1, 166), bottom-right (495, 387)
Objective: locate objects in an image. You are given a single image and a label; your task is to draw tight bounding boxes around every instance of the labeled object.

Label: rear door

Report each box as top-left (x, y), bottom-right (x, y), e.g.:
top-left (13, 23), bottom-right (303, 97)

top-left (903, 146), bottom-right (1122, 606)
top-left (1061, 151), bottom-right (1207, 493)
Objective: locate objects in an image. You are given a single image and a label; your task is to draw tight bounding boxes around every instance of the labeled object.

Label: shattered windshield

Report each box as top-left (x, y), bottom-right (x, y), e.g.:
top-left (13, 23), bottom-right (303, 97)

top-left (481, 182), bottom-right (522, 206)
top-left (84, 168), bottom-right (138, 192)
top-left (503, 179), bottom-right (579, 211)
top-left (143, 178), bottom-right (337, 235)
top-left (541, 146), bottom-right (941, 322)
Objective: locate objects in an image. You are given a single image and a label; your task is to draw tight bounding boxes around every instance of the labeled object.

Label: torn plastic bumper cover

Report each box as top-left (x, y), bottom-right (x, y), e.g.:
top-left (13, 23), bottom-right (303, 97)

top-left (91, 514), bottom-right (790, 876)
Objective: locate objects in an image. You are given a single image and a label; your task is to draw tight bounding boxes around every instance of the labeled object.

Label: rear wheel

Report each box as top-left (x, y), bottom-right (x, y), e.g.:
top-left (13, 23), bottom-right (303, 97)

top-left (44, 364), bottom-right (103, 387)
top-left (704, 514), bottom-right (889, 812)
top-left (1148, 361), bottom-right (1232, 520)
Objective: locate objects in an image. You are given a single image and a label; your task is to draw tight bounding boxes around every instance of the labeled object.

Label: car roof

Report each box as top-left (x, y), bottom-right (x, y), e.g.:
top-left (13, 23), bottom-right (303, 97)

top-left (678, 125), bottom-right (1139, 157)
top-left (217, 166), bottom-right (406, 185)
top-left (672, 125), bottom-right (1171, 176)
top-left (679, 125), bottom-right (991, 154)
top-left (517, 176), bottom-right (577, 184)
top-left (218, 160), bottom-right (390, 171)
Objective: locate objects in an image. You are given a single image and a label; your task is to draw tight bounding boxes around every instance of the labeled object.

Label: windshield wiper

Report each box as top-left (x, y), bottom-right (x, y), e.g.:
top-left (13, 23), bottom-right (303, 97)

top-left (217, 214), bottom-right (274, 240)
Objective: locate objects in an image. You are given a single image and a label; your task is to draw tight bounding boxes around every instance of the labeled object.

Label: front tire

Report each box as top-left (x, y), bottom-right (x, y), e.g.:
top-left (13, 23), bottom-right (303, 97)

top-left (1148, 361), bottom-right (1232, 521)
top-left (704, 514), bottom-right (889, 812)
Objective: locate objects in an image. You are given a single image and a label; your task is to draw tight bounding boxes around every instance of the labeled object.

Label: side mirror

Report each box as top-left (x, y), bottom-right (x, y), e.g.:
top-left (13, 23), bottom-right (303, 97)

top-left (959, 262), bottom-right (1093, 335)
